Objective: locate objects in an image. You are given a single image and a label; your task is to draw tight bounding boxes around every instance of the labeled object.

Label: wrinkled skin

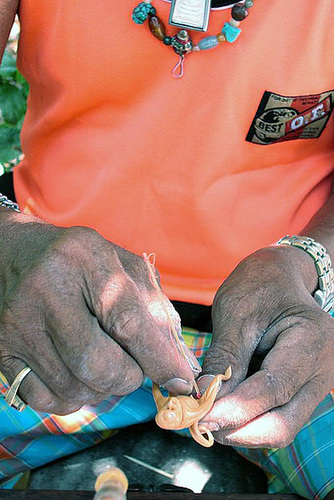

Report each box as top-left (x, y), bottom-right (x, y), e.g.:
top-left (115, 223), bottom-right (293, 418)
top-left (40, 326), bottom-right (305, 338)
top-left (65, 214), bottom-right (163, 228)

top-left (0, 211), bottom-right (200, 415)
top-left (198, 245), bottom-right (334, 450)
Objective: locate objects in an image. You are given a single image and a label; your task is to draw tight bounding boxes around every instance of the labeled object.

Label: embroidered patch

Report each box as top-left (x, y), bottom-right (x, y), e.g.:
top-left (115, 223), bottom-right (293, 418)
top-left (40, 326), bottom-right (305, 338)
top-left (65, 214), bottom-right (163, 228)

top-left (246, 90), bottom-right (334, 145)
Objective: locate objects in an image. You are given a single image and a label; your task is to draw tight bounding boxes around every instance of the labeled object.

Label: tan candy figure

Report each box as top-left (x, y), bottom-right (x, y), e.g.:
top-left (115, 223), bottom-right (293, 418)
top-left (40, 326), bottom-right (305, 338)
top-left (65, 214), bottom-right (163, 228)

top-left (153, 366), bottom-right (232, 447)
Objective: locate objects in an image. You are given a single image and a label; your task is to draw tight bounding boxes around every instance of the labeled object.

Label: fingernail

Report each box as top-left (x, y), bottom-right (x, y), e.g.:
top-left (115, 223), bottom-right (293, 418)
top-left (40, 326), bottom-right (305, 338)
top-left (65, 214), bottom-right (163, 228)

top-left (178, 338), bottom-right (201, 372)
top-left (197, 374), bottom-right (216, 394)
top-left (184, 349), bottom-right (202, 376)
top-left (162, 378), bottom-right (193, 395)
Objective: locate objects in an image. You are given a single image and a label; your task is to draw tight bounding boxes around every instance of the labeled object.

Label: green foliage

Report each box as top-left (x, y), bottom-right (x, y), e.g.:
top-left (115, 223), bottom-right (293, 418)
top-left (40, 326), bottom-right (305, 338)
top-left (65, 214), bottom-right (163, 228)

top-left (0, 50), bottom-right (28, 170)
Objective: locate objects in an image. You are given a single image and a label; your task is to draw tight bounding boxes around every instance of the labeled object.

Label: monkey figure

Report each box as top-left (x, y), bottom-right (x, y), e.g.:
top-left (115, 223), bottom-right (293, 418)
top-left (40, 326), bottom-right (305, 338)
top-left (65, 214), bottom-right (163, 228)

top-left (153, 366), bottom-right (232, 447)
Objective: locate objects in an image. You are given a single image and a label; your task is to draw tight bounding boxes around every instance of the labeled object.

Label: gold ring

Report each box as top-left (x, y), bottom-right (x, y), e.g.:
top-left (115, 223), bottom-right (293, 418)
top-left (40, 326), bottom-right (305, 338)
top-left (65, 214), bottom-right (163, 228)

top-left (4, 366), bottom-right (32, 411)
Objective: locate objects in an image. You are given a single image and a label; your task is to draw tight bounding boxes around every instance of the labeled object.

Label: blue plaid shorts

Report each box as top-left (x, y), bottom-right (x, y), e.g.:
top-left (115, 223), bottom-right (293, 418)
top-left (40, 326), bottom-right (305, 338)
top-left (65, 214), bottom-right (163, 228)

top-left (0, 327), bottom-right (333, 498)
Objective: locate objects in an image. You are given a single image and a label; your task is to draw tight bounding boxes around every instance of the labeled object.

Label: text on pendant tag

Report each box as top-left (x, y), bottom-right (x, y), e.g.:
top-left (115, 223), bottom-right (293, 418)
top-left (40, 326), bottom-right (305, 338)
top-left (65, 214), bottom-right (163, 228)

top-left (169, 0), bottom-right (211, 32)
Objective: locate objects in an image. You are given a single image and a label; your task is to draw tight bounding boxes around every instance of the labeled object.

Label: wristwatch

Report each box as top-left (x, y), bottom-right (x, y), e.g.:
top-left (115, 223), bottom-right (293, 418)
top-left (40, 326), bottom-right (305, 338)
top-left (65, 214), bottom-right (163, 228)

top-left (276, 235), bottom-right (334, 313)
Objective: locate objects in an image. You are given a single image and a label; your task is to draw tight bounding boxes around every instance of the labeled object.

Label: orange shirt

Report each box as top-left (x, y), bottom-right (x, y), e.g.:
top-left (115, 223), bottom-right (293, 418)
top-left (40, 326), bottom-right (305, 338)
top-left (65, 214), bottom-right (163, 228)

top-left (15, 0), bottom-right (334, 304)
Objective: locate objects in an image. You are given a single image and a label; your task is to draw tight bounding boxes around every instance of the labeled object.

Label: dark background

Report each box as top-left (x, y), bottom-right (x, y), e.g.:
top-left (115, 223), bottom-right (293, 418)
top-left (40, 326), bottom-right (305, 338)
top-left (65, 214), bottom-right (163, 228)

top-left (0, 172), bottom-right (15, 201)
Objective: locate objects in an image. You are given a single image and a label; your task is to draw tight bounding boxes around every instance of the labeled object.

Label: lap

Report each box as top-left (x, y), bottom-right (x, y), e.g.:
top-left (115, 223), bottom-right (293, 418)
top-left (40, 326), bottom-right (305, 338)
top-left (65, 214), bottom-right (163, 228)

top-left (0, 328), bottom-right (333, 498)
top-left (235, 390), bottom-right (334, 499)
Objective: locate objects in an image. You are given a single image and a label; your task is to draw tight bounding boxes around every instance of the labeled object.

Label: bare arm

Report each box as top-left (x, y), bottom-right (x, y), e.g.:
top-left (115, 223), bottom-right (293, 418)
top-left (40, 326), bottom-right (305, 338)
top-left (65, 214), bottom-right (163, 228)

top-left (0, 0), bottom-right (200, 414)
top-left (0, 0), bottom-right (19, 61)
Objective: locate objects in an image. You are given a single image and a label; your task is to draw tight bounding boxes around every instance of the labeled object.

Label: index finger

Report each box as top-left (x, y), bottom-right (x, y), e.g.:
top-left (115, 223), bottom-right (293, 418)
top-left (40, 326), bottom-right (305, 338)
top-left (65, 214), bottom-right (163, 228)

top-left (83, 247), bottom-right (200, 393)
top-left (120, 250), bottom-right (201, 380)
top-left (197, 317), bottom-right (259, 398)
top-left (101, 277), bottom-right (199, 394)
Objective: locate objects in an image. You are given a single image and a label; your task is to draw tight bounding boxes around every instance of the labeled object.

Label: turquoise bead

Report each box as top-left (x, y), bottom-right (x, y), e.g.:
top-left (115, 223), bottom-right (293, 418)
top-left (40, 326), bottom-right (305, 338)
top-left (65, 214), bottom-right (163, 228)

top-left (222, 22), bottom-right (242, 43)
top-left (245, 0), bottom-right (254, 7)
top-left (198, 36), bottom-right (219, 51)
top-left (132, 2), bottom-right (155, 24)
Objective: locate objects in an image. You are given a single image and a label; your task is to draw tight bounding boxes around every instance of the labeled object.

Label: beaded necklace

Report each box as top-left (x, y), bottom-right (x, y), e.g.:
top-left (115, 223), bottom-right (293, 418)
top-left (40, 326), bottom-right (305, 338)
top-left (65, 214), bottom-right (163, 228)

top-left (132, 0), bottom-right (254, 77)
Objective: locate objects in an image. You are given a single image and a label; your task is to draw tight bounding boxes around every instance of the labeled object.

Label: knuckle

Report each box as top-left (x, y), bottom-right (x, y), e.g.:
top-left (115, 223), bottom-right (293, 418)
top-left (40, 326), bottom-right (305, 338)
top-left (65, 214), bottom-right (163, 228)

top-left (97, 276), bottom-right (140, 321)
top-left (72, 346), bottom-right (143, 395)
top-left (55, 384), bottom-right (91, 405)
top-left (44, 376), bottom-right (106, 408)
top-left (109, 364), bottom-right (143, 395)
top-left (114, 309), bottom-right (143, 341)
top-left (24, 270), bottom-right (52, 299)
top-left (203, 342), bottom-right (241, 372)
top-left (63, 225), bottom-right (100, 245)
top-left (28, 226), bottom-right (106, 290)
top-left (119, 250), bottom-right (159, 284)
top-left (56, 226), bottom-right (104, 263)
top-left (212, 287), bottom-right (233, 317)
top-left (83, 368), bottom-right (142, 396)
top-left (25, 389), bottom-right (80, 415)
top-left (126, 250), bottom-right (146, 269)
top-left (27, 391), bottom-right (58, 413)
top-left (264, 370), bottom-right (295, 407)
top-left (111, 371), bottom-right (143, 395)
top-left (106, 299), bottom-right (144, 342)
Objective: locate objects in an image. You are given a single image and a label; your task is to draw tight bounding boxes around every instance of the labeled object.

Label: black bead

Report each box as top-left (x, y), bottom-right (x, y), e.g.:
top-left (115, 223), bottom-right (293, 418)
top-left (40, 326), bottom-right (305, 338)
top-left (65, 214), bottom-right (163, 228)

top-left (231, 3), bottom-right (249, 21)
top-left (211, 0), bottom-right (236, 6)
top-left (163, 36), bottom-right (173, 45)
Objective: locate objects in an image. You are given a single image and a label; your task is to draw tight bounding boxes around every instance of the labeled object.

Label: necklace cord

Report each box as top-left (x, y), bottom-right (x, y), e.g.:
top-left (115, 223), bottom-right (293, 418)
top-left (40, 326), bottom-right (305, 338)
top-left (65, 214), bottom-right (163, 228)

top-left (132, 0), bottom-right (254, 77)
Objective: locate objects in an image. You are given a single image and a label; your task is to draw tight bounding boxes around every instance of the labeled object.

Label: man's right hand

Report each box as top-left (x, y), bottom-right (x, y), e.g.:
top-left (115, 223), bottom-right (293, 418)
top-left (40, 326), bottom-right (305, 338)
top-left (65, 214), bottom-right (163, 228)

top-left (0, 210), bottom-right (200, 415)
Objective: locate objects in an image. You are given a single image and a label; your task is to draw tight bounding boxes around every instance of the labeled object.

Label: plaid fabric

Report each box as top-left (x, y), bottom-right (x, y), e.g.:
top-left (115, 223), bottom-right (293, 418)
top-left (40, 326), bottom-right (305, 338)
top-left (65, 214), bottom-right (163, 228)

top-left (0, 328), bottom-right (210, 488)
top-left (181, 327), bottom-right (212, 363)
top-left (236, 391), bottom-right (334, 500)
top-left (0, 328), bottom-right (333, 498)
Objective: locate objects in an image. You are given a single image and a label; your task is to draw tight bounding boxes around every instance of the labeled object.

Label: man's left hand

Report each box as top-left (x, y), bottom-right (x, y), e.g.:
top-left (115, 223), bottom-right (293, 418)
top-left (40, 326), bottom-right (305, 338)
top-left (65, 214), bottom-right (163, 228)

top-left (198, 245), bottom-right (334, 448)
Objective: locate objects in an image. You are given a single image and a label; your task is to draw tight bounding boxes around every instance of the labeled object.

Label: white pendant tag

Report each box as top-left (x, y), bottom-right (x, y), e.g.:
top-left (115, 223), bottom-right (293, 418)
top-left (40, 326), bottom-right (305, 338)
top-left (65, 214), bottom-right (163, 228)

top-left (169, 0), bottom-right (211, 32)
